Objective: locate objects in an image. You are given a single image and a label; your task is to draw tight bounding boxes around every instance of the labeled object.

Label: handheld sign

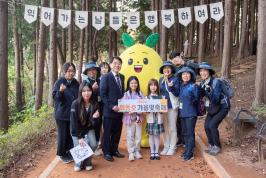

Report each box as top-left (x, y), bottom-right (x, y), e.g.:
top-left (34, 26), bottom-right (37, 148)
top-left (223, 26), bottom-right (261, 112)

top-left (70, 143), bottom-right (94, 163)
top-left (118, 99), bottom-right (168, 113)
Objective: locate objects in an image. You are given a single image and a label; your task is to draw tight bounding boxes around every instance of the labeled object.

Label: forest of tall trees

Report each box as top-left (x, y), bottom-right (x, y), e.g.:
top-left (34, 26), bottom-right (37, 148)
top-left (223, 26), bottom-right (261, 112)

top-left (0, 0), bottom-right (265, 132)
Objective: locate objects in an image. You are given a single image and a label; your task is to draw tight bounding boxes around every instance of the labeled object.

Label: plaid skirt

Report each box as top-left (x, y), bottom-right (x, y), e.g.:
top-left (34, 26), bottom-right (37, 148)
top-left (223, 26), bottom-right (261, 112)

top-left (146, 123), bottom-right (165, 135)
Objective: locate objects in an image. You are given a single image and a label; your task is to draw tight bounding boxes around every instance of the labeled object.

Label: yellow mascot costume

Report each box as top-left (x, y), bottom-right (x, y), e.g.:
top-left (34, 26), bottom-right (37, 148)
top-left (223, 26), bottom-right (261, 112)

top-left (120, 33), bottom-right (162, 147)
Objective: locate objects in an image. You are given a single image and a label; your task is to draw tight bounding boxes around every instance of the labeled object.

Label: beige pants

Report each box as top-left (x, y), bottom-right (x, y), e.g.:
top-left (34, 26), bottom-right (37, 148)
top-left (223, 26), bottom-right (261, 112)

top-left (126, 121), bottom-right (142, 154)
top-left (162, 109), bottom-right (178, 150)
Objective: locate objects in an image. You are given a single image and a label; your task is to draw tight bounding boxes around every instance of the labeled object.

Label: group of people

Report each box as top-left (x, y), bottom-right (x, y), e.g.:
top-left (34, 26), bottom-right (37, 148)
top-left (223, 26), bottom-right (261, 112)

top-left (52, 52), bottom-right (230, 172)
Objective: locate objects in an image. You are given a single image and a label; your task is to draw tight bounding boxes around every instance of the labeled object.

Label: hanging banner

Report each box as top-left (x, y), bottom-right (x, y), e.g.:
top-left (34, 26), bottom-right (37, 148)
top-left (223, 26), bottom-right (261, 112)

top-left (127, 12), bottom-right (140, 30)
top-left (209, 2), bottom-right (224, 21)
top-left (41, 7), bottom-right (54, 26)
top-left (109, 12), bottom-right (122, 31)
top-left (161, 9), bottom-right (175, 28)
top-left (24, 5), bottom-right (38, 24)
top-left (194, 5), bottom-right (208, 24)
top-left (92, 12), bottom-right (105, 30)
top-left (178, 7), bottom-right (192, 27)
top-left (144, 11), bottom-right (158, 30)
top-left (75, 11), bottom-right (88, 29)
top-left (58, 9), bottom-right (71, 28)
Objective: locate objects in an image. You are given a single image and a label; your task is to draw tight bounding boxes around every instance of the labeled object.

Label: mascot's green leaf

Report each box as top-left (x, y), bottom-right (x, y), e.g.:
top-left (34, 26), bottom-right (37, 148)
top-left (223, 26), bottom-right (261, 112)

top-left (145, 33), bottom-right (159, 48)
top-left (122, 33), bottom-right (135, 48)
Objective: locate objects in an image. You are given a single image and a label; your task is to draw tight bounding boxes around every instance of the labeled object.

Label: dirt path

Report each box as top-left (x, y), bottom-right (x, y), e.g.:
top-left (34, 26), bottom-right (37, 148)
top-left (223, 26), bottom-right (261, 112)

top-left (24, 126), bottom-right (216, 178)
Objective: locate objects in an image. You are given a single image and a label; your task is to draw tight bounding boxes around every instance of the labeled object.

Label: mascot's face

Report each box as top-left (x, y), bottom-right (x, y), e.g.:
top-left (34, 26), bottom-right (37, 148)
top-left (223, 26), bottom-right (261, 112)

top-left (120, 33), bottom-right (162, 95)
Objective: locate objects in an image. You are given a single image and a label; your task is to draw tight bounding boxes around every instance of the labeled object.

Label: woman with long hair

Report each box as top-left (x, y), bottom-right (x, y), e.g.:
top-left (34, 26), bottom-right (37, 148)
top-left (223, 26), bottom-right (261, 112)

top-left (70, 82), bottom-right (100, 171)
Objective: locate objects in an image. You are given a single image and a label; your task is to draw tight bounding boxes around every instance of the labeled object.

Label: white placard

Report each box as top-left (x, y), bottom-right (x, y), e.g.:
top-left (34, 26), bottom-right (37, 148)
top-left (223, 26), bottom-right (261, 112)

top-left (194, 5), bottom-right (208, 24)
top-left (75, 11), bottom-right (88, 29)
top-left (144, 11), bottom-right (158, 30)
top-left (70, 143), bottom-right (94, 164)
top-left (109, 12), bottom-right (122, 31)
top-left (118, 99), bottom-right (168, 113)
top-left (161, 9), bottom-right (175, 28)
top-left (92, 12), bottom-right (105, 30)
top-left (127, 12), bottom-right (140, 30)
top-left (41, 7), bottom-right (54, 26)
top-left (178, 7), bottom-right (192, 26)
top-left (24, 5), bottom-right (38, 24)
top-left (209, 2), bottom-right (224, 21)
top-left (58, 9), bottom-right (71, 28)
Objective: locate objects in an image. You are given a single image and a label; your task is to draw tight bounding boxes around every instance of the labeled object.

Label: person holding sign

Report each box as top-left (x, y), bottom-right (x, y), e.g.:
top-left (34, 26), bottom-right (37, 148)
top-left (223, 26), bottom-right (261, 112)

top-left (159, 61), bottom-right (180, 156)
top-left (146, 79), bottom-right (165, 160)
top-left (70, 82), bottom-right (100, 171)
top-left (176, 66), bottom-right (199, 161)
top-left (122, 76), bottom-right (145, 161)
top-left (52, 62), bottom-right (79, 164)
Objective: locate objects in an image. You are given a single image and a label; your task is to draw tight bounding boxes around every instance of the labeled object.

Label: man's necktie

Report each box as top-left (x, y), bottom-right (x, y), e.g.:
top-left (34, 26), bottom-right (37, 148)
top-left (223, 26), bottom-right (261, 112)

top-left (115, 75), bottom-right (122, 91)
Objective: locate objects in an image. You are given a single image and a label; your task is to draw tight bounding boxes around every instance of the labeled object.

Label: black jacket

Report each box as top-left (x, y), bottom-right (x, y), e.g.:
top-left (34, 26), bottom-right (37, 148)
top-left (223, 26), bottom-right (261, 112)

top-left (52, 77), bottom-right (79, 121)
top-left (100, 72), bottom-right (124, 118)
top-left (70, 99), bottom-right (99, 139)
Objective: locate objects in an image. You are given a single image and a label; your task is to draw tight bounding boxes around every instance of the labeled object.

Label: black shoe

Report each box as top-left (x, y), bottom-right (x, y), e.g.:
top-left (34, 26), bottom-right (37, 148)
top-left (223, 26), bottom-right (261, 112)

top-left (104, 154), bottom-right (114, 161)
top-left (112, 151), bottom-right (125, 158)
top-left (150, 153), bottom-right (155, 160)
top-left (154, 153), bottom-right (160, 160)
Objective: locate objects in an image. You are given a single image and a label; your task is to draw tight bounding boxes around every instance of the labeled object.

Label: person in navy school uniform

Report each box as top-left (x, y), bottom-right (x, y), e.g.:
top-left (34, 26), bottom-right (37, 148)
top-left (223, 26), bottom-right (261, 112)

top-left (176, 66), bottom-right (199, 161)
top-left (198, 62), bottom-right (230, 156)
top-left (100, 56), bottom-right (125, 162)
top-left (52, 62), bottom-right (80, 164)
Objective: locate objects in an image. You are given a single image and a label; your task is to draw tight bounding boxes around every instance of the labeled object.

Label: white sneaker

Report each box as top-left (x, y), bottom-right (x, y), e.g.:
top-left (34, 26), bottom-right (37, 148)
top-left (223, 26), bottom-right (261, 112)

top-left (166, 149), bottom-right (176, 156)
top-left (134, 151), bottom-right (143, 159)
top-left (85, 165), bottom-right (93, 171)
top-left (94, 148), bottom-right (103, 156)
top-left (128, 153), bottom-right (134, 161)
top-left (74, 166), bottom-right (81, 172)
top-left (160, 148), bottom-right (169, 155)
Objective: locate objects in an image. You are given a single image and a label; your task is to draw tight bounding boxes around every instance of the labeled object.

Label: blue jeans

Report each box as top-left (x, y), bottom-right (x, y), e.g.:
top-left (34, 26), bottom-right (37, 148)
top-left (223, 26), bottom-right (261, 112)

top-left (72, 130), bottom-right (97, 168)
top-left (180, 117), bottom-right (197, 157)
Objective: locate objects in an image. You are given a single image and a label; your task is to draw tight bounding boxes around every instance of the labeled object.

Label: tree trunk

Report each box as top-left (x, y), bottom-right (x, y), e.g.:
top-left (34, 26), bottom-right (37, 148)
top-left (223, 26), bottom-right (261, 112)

top-left (219, 19), bottom-right (224, 60)
top-left (221, 0), bottom-right (233, 78)
top-left (78, 0), bottom-right (85, 82)
top-left (68, 0), bottom-right (73, 62)
top-left (198, 0), bottom-right (205, 62)
top-left (34, 18), bottom-right (39, 96)
top-left (0, 0), bottom-right (9, 130)
top-left (215, 21), bottom-right (220, 56)
top-left (160, 0), bottom-right (169, 60)
top-left (35, 0), bottom-right (48, 110)
top-left (48, 0), bottom-right (58, 106)
top-left (237, 0), bottom-right (248, 59)
top-left (56, 37), bottom-right (65, 75)
top-left (235, 0), bottom-right (240, 47)
top-left (187, 0), bottom-right (194, 58)
top-left (253, 0), bottom-right (266, 106)
top-left (249, 0), bottom-right (255, 54)
top-left (62, 0), bottom-right (66, 61)
top-left (155, 0), bottom-right (160, 53)
top-left (13, 9), bottom-right (22, 111)
top-left (20, 33), bottom-right (25, 106)
top-left (108, 0), bottom-right (113, 58)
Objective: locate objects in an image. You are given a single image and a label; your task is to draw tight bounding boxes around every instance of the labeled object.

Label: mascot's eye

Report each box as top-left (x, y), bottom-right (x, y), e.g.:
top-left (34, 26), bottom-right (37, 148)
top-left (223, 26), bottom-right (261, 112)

top-left (143, 58), bottom-right (149, 65)
top-left (128, 58), bottom-right (133, 65)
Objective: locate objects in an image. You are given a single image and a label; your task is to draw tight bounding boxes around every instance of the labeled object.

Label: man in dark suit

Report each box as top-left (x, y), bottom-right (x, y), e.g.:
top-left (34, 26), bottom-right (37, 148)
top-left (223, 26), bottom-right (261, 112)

top-left (100, 56), bottom-right (125, 161)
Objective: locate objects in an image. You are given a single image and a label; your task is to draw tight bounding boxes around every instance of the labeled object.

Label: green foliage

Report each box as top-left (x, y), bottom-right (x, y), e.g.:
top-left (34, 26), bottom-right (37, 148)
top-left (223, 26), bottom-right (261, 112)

top-left (145, 33), bottom-right (159, 48)
top-left (122, 33), bottom-right (135, 48)
top-left (253, 105), bottom-right (266, 115)
top-left (0, 105), bottom-right (54, 170)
